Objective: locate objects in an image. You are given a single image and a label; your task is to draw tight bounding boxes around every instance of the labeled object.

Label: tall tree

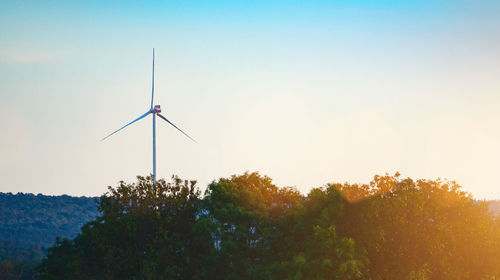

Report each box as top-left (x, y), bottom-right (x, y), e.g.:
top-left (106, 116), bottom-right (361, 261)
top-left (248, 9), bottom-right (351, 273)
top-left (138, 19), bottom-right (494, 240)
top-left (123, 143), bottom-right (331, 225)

top-left (337, 173), bottom-right (500, 279)
top-left (200, 172), bottom-right (367, 280)
top-left (37, 175), bottom-right (202, 279)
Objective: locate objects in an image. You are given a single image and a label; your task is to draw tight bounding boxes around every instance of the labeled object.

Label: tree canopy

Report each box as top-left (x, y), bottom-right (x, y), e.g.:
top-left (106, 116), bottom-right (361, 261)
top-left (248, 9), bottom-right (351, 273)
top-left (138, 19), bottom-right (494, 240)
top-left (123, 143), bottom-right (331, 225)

top-left (37, 172), bottom-right (500, 279)
top-left (0, 193), bottom-right (98, 249)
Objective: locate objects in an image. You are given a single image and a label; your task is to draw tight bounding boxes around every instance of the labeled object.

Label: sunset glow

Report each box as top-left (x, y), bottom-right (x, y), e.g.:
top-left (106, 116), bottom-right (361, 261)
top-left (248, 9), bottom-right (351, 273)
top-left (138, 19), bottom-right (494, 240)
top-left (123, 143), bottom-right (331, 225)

top-left (1, 1), bottom-right (499, 199)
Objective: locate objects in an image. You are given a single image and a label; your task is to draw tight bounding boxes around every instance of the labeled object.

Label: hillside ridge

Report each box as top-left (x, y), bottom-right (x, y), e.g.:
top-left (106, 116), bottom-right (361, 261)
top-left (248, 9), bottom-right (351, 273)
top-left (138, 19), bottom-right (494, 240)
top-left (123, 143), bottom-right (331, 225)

top-left (0, 192), bottom-right (99, 249)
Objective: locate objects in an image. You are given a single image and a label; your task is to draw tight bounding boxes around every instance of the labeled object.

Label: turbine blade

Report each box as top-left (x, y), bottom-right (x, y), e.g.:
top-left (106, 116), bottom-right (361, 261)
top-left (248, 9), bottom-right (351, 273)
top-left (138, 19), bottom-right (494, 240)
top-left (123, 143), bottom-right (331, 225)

top-left (150, 48), bottom-right (155, 109)
top-left (101, 111), bottom-right (151, 141)
top-left (157, 113), bottom-right (197, 143)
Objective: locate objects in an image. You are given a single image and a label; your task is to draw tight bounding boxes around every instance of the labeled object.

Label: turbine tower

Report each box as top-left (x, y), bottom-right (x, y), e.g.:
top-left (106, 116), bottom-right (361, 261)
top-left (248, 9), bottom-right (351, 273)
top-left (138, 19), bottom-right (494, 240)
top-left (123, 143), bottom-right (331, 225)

top-left (101, 48), bottom-right (196, 186)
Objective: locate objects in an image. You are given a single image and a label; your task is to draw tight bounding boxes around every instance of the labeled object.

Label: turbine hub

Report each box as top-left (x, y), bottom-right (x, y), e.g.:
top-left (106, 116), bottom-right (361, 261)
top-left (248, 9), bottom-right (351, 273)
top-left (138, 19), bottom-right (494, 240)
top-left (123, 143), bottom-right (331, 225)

top-left (152, 105), bottom-right (161, 113)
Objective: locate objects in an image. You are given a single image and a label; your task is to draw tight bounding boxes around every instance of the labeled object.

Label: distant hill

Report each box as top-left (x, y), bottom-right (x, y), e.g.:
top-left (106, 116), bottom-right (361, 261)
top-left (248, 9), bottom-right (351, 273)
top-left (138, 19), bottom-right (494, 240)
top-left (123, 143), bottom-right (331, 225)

top-left (0, 192), bottom-right (498, 251)
top-left (0, 192), bottom-right (99, 279)
top-left (489, 200), bottom-right (500, 216)
top-left (0, 192), bottom-right (99, 249)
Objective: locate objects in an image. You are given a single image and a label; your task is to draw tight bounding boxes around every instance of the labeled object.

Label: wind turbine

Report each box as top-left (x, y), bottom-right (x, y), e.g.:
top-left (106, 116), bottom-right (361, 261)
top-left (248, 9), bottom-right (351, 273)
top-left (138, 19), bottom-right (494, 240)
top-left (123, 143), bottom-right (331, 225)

top-left (101, 48), bottom-right (196, 186)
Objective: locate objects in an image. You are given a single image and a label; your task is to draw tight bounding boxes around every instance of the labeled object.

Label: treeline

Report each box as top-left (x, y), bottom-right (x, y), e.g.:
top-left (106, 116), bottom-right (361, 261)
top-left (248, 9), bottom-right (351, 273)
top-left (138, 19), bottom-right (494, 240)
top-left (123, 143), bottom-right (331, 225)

top-left (0, 192), bottom-right (99, 280)
top-left (38, 173), bottom-right (500, 279)
top-left (0, 244), bottom-right (44, 280)
top-left (0, 192), bottom-right (99, 248)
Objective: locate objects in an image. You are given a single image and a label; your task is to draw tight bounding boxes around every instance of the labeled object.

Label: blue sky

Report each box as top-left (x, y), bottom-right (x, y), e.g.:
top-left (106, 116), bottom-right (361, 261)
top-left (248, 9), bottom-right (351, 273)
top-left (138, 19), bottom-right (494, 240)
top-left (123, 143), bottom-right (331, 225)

top-left (1, 1), bottom-right (500, 198)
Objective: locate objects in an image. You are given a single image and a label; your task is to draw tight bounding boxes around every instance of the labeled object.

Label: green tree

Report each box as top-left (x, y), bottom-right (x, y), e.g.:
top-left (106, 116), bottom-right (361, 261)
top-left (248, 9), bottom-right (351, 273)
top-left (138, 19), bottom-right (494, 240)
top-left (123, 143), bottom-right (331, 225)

top-left (38, 175), bottom-right (202, 279)
top-left (200, 172), bottom-right (367, 280)
top-left (37, 172), bottom-right (500, 279)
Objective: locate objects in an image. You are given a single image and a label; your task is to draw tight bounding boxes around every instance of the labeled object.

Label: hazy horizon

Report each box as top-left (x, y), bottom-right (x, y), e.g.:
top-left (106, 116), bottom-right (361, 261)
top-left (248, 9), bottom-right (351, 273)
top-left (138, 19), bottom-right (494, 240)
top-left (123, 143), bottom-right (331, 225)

top-left (1, 1), bottom-right (500, 199)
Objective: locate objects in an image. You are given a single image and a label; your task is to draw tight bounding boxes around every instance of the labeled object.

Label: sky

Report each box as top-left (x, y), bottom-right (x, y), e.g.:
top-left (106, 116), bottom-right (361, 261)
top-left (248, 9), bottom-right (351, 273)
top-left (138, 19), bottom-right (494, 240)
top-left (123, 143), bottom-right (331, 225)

top-left (1, 0), bottom-right (499, 199)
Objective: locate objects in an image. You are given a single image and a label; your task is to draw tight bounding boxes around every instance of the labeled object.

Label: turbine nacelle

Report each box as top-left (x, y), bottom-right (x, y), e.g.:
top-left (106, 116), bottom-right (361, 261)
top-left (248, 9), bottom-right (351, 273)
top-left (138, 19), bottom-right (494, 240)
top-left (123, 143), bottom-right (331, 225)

top-left (151, 105), bottom-right (161, 113)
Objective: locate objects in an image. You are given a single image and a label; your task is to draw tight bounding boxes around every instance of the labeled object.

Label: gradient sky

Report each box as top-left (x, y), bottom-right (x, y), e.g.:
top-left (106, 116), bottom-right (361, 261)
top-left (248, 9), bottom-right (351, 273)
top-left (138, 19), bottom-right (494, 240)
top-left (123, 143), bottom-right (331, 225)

top-left (1, 0), bottom-right (499, 198)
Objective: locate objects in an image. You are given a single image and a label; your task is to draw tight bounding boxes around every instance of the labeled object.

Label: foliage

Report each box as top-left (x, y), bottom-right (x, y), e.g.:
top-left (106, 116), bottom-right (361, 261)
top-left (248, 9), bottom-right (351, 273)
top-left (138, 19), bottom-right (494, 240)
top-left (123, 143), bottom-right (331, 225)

top-left (0, 192), bottom-right (98, 279)
top-left (0, 243), bottom-right (45, 263)
top-left (37, 175), bottom-right (201, 279)
top-left (199, 172), bottom-right (366, 279)
top-left (24, 172), bottom-right (500, 279)
top-left (336, 173), bottom-right (500, 279)
top-left (0, 259), bottom-right (39, 280)
top-left (0, 243), bottom-right (44, 280)
top-left (0, 192), bottom-right (98, 249)
top-left (37, 173), bottom-right (367, 279)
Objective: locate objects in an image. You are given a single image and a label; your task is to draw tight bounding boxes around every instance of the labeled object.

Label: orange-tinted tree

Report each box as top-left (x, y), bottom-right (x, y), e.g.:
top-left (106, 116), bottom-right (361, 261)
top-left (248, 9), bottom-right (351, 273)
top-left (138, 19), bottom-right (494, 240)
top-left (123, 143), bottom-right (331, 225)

top-left (337, 173), bottom-right (500, 279)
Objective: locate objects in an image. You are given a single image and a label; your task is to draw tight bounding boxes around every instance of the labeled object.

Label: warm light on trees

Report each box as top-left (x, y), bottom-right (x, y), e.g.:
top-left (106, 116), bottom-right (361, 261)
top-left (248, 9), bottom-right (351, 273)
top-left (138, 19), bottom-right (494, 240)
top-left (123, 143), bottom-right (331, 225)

top-left (37, 172), bottom-right (500, 279)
